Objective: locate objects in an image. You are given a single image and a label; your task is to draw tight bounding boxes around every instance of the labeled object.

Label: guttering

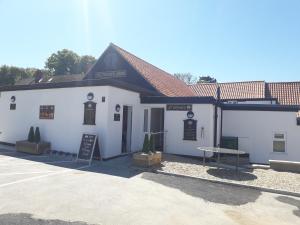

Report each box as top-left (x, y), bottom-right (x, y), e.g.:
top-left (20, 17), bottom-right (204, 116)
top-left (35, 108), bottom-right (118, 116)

top-left (221, 104), bottom-right (300, 112)
top-left (140, 96), bottom-right (217, 104)
top-left (0, 79), bottom-right (159, 96)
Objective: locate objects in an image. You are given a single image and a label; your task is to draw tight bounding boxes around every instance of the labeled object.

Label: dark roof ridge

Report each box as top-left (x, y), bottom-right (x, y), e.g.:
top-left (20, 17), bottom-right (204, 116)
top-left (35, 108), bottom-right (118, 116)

top-left (190, 80), bottom-right (265, 86)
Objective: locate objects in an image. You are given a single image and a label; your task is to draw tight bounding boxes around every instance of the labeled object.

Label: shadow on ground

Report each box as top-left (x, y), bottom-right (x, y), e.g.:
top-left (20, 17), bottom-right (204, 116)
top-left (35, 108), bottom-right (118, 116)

top-left (141, 172), bottom-right (261, 206)
top-left (0, 148), bottom-right (143, 179)
top-left (276, 196), bottom-right (300, 218)
top-left (206, 168), bottom-right (257, 181)
top-left (0, 213), bottom-right (94, 225)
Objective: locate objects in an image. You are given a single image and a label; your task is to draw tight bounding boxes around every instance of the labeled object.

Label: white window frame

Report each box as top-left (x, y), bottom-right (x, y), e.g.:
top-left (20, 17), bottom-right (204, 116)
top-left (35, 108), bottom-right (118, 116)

top-left (272, 132), bottom-right (287, 153)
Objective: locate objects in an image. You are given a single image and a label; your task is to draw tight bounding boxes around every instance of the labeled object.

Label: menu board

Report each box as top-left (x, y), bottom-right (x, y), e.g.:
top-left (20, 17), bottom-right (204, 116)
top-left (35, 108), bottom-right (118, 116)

top-left (77, 134), bottom-right (97, 163)
top-left (183, 119), bottom-right (197, 141)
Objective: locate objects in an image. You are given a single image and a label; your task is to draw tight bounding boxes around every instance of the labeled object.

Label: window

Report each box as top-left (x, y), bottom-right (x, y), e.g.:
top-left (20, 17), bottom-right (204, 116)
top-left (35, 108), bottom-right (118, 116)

top-left (83, 101), bottom-right (96, 125)
top-left (273, 132), bottom-right (286, 153)
top-left (143, 109), bottom-right (148, 132)
top-left (39, 105), bottom-right (54, 119)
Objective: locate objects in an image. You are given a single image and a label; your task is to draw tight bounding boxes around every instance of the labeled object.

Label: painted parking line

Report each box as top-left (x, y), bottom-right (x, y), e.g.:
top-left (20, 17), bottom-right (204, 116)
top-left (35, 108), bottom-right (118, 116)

top-left (0, 160), bottom-right (76, 166)
top-left (0, 164), bottom-right (90, 188)
top-left (0, 171), bottom-right (61, 176)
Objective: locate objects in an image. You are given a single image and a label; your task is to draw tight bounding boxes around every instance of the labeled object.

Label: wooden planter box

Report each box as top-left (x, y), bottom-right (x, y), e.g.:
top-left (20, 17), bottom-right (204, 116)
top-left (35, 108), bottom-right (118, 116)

top-left (16, 140), bottom-right (51, 155)
top-left (133, 151), bottom-right (162, 167)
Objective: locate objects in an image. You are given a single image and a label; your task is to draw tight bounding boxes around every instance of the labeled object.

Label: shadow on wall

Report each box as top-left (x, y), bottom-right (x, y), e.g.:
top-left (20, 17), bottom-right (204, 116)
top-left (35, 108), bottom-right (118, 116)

top-left (206, 168), bottom-right (257, 181)
top-left (141, 172), bottom-right (261, 206)
top-left (0, 213), bottom-right (94, 225)
top-left (276, 196), bottom-right (300, 218)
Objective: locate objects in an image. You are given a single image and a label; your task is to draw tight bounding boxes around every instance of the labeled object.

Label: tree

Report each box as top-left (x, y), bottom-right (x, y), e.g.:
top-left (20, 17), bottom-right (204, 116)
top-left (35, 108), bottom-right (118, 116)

top-left (45, 49), bottom-right (96, 75)
top-left (45, 49), bottom-right (80, 75)
top-left (197, 75), bottom-right (217, 83)
top-left (173, 73), bottom-right (197, 85)
top-left (142, 134), bottom-right (150, 154)
top-left (34, 127), bottom-right (41, 143)
top-left (79, 55), bottom-right (96, 73)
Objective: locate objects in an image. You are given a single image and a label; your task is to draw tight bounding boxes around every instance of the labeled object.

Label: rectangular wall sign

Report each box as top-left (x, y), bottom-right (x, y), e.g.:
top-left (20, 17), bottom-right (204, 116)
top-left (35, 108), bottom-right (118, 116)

top-left (167, 104), bottom-right (192, 111)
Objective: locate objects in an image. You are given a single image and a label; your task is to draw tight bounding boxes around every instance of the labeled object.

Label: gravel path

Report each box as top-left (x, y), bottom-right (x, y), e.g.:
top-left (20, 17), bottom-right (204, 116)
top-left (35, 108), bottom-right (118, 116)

top-left (155, 154), bottom-right (300, 193)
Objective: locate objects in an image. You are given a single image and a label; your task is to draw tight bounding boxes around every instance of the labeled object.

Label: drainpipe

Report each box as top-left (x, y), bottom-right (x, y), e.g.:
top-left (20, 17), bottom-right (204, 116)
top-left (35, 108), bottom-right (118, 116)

top-left (213, 86), bottom-right (221, 147)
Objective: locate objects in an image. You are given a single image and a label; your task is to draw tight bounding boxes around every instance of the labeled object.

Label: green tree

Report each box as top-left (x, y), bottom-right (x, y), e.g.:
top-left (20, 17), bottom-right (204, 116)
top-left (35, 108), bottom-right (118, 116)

top-left (45, 49), bottom-right (81, 75)
top-left (173, 73), bottom-right (196, 85)
top-left (27, 126), bottom-right (35, 142)
top-left (79, 55), bottom-right (96, 73)
top-left (34, 127), bottom-right (41, 143)
top-left (197, 75), bottom-right (217, 83)
top-left (142, 134), bottom-right (150, 153)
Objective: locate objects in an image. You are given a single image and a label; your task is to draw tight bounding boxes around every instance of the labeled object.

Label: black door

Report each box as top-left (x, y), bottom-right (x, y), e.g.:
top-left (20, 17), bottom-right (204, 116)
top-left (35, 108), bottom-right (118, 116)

top-left (121, 106), bottom-right (132, 153)
top-left (150, 108), bottom-right (164, 151)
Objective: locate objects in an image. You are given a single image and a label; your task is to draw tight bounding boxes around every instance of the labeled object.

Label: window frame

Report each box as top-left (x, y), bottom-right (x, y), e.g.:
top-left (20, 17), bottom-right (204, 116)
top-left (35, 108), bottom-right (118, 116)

top-left (272, 132), bottom-right (286, 153)
top-left (143, 109), bottom-right (149, 133)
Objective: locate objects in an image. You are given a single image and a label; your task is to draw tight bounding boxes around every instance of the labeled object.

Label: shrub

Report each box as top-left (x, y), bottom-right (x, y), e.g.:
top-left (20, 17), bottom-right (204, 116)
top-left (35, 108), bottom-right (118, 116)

top-left (142, 134), bottom-right (149, 153)
top-left (27, 126), bottom-right (35, 142)
top-left (149, 134), bottom-right (155, 153)
top-left (34, 127), bottom-right (41, 143)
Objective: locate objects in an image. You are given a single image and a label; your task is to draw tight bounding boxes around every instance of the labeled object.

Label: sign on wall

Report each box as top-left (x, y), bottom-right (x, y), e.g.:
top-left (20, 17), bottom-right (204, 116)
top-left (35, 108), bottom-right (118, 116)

top-left (183, 119), bottom-right (197, 141)
top-left (77, 133), bottom-right (98, 165)
top-left (167, 104), bottom-right (192, 111)
top-left (95, 70), bottom-right (127, 79)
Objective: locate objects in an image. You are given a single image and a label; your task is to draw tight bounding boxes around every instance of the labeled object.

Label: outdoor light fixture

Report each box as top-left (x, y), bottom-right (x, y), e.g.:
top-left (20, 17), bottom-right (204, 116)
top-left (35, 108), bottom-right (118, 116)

top-left (187, 111), bottom-right (194, 119)
top-left (115, 104), bottom-right (121, 112)
top-left (10, 96), bottom-right (16, 102)
top-left (87, 92), bottom-right (94, 101)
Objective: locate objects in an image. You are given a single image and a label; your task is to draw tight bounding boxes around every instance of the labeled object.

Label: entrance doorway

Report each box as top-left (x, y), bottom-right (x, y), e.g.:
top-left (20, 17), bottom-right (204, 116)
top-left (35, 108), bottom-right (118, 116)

top-left (150, 108), bottom-right (165, 151)
top-left (121, 105), bottom-right (132, 153)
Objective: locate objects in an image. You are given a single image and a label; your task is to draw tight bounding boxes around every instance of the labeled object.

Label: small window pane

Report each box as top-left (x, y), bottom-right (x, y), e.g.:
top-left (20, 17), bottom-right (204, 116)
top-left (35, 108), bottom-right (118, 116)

top-left (273, 141), bottom-right (285, 152)
top-left (143, 109), bottom-right (148, 132)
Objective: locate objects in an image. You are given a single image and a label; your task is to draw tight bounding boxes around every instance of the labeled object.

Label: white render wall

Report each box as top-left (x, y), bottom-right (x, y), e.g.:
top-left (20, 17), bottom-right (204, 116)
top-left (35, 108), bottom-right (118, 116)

top-left (0, 86), bottom-right (143, 159)
top-left (141, 104), bottom-right (215, 157)
top-left (222, 110), bottom-right (300, 164)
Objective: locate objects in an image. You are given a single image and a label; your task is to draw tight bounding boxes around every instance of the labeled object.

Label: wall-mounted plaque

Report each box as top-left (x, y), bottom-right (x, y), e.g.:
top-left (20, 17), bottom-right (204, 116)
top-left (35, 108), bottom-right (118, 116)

top-left (95, 70), bottom-right (127, 79)
top-left (167, 104), bottom-right (192, 111)
top-left (77, 133), bottom-right (98, 165)
top-left (183, 119), bottom-right (197, 141)
top-left (10, 103), bottom-right (16, 110)
top-left (114, 113), bottom-right (120, 121)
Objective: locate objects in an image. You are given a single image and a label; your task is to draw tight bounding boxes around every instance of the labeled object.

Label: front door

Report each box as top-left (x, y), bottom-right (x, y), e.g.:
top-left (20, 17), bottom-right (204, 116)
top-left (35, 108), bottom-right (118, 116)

top-left (121, 106), bottom-right (132, 153)
top-left (150, 108), bottom-right (164, 151)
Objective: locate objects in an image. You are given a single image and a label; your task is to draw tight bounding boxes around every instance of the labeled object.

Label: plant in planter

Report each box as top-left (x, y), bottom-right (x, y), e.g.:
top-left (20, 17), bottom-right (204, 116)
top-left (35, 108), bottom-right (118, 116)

top-left (16, 126), bottom-right (50, 155)
top-left (133, 133), bottom-right (162, 167)
top-left (34, 127), bottom-right (41, 143)
top-left (28, 126), bottom-right (35, 142)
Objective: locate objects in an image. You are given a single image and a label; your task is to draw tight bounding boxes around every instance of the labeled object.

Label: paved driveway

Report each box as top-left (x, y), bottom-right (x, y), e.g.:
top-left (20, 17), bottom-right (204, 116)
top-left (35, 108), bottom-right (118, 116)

top-left (0, 146), bottom-right (299, 225)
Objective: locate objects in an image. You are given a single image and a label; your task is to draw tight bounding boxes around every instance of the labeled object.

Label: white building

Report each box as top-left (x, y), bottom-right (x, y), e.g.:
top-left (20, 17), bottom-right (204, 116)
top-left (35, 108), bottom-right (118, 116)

top-left (0, 43), bottom-right (299, 164)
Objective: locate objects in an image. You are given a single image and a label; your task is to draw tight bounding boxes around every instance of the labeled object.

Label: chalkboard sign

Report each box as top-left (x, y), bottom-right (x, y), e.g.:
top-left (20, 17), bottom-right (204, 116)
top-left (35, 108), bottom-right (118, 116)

top-left (183, 119), bottom-right (197, 141)
top-left (77, 133), bottom-right (97, 164)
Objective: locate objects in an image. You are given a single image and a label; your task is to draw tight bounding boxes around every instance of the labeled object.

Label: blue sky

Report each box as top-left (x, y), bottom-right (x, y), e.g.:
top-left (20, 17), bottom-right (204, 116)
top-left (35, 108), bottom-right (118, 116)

top-left (0, 0), bottom-right (299, 82)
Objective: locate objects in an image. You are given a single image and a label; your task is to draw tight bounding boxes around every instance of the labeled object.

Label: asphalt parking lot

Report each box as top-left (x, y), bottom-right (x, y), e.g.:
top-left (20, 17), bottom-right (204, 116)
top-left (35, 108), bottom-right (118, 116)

top-left (0, 146), bottom-right (299, 225)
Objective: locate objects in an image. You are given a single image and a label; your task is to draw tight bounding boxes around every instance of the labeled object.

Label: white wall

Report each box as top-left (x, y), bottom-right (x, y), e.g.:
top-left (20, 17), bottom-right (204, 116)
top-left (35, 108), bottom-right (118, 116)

top-left (0, 86), bottom-right (143, 159)
top-left (223, 110), bottom-right (300, 164)
top-left (141, 104), bottom-right (215, 157)
top-left (104, 87), bottom-right (143, 158)
top-left (0, 86), bottom-right (110, 154)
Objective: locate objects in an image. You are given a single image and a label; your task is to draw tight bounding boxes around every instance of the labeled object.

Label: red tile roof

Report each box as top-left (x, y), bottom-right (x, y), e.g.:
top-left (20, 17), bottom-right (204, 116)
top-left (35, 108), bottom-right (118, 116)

top-left (266, 82), bottom-right (300, 105)
top-left (111, 44), bottom-right (195, 97)
top-left (189, 81), bottom-right (265, 99)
